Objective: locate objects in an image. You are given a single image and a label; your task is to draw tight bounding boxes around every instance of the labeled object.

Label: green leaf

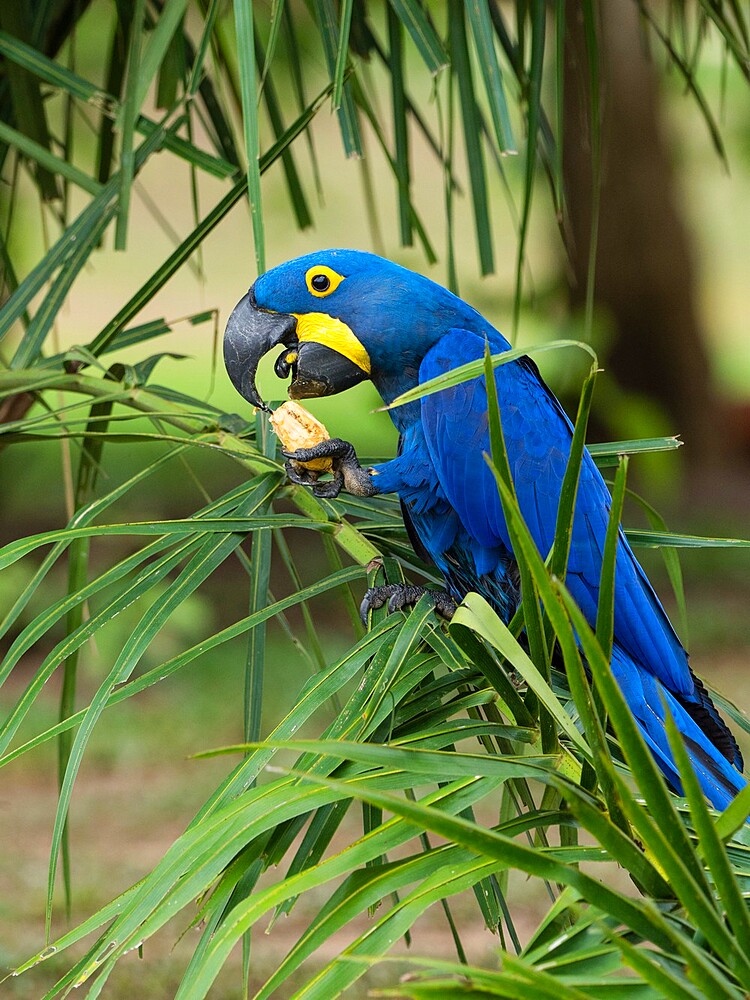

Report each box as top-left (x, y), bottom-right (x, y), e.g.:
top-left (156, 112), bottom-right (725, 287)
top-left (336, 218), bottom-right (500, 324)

top-left (625, 530), bottom-right (750, 550)
top-left (512, 0), bottom-right (546, 334)
top-left (312, 0), bottom-right (362, 156)
top-left (452, 594), bottom-right (590, 759)
top-left (612, 930), bottom-right (717, 1000)
top-left (0, 534), bottom-right (200, 760)
top-left (183, 781), bottom-right (509, 999)
top-left (233, 0), bottom-right (265, 273)
top-left (11, 204), bottom-right (116, 368)
top-left (387, 0), bottom-right (448, 75)
top-left (626, 488), bottom-right (690, 648)
top-left (199, 739), bottom-right (559, 782)
top-left (0, 27), bottom-right (112, 105)
top-left (556, 592), bottom-right (750, 978)
top-left (115, 0), bottom-right (146, 250)
top-left (482, 343), bottom-right (552, 747)
top-left (0, 4), bottom-right (58, 200)
top-left (595, 456), bottom-right (628, 662)
top-left (0, 445), bottom-right (190, 648)
top-left (449, 0), bottom-right (494, 275)
top-left (244, 415), bottom-right (275, 742)
top-left (468, 444), bottom-right (628, 829)
top-left (46, 475), bottom-right (283, 934)
top-left (465, 0), bottom-right (515, 152)
top-left (332, 0), bottom-right (355, 109)
top-left (133, 0), bottom-right (190, 113)
top-left (588, 436), bottom-right (683, 466)
top-left (664, 711), bottom-right (750, 967)
top-left (0, 30), bottom-right (233, 179)
top-left (549, 366), bottom-right (597, 582)
top-left (57, 371), bottom-right (121, 917)
top-left (388, 7), bottom-right (412, 245)
top-left (255, 35), bottom-right (313, 230)
top-left (0, 565), bottom-right (368, 770)
top-left (0, 122), bottom-right (168, 347)
top-left (87, 82), bottom-right (332, 358)
top-left (0, 120), bottom-right (102, 194)
top-left (716, 783), bottom-right (750, 841)
top-left (264, 767), bottom-right (683, 952)
top-left (448, 624), bottom-right (536, 728)
top-left (385, 340), bottom-right (597, 410)
top-left (349, 76), bottom-right (437, 264)
top-left (0, 514), bottom-right (337, 572)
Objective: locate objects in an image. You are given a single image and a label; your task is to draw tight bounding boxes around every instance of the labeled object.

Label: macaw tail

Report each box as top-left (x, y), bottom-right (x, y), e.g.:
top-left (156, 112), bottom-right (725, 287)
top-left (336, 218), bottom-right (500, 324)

top-left (610, 646), bottom-right (746, 812)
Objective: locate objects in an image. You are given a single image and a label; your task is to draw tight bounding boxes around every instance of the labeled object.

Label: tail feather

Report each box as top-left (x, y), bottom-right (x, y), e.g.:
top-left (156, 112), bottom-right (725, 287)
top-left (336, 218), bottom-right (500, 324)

top-left (610, 646), bottom-right (746, 812)
top-left (676, 673), bottom-right (743, 770)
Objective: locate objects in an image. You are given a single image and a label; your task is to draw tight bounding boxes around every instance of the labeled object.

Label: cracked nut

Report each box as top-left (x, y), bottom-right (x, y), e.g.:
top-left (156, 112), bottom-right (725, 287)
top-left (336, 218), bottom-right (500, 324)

top-left (270, 401), bottom-right (333, 472)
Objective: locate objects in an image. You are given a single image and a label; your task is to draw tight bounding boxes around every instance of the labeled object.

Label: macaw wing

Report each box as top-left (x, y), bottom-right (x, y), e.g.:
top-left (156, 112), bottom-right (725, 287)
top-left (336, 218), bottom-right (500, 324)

top-left (419, 328), bottom-right (692, 696)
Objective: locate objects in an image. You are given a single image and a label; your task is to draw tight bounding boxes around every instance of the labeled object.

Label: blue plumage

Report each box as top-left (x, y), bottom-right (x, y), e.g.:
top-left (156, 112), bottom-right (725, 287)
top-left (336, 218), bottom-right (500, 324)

top-left (246, 249), bottom-right (745, 810)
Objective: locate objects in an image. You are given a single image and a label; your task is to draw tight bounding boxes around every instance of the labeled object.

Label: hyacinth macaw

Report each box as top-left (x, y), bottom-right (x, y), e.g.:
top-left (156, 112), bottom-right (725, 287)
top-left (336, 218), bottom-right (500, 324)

top-left (223, 248), bottom-right (745, 810)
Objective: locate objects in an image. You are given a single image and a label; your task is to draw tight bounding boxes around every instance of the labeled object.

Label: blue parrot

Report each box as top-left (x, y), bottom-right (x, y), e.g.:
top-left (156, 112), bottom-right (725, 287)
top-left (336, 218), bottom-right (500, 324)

top-left (223, 248), bottom-right (745, 811)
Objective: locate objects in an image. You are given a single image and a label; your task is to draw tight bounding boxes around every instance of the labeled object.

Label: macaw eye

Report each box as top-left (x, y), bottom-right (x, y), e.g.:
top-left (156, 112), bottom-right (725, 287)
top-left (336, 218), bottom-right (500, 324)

top-left (305, 265), bottom-right (344, 298)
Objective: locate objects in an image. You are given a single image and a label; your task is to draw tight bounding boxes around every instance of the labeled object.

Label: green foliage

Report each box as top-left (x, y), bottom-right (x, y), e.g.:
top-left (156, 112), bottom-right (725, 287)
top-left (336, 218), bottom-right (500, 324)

top-left (2, 1), bottom-right (750, 998)
top-left (4, 353), bottom-right (750, 998)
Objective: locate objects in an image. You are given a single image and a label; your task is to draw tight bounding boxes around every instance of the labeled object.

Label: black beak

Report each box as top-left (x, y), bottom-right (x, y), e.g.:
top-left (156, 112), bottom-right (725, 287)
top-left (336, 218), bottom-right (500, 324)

top-left (224, 287), bottom-right (368, 410)
top-left (223, 289), bottom-right (297, 412)
top-left (288, 342), bottom-right (367, 400)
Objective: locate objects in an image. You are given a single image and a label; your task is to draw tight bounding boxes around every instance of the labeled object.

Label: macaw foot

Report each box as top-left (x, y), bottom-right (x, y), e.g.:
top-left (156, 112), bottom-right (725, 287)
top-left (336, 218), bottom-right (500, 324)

top-left (360, 583), bottom-right (457, 624)
top-left (284, 438), bottom-right (377, 499)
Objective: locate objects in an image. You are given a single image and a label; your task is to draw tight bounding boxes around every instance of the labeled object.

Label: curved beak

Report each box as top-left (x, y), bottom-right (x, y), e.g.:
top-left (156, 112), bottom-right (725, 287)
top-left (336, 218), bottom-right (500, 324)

top-left (223, 289), bottom-right (298, 412)
top-left (224, 288), bottom-right (368, 410)
top-left (288, 341), bottom-right (367, 400)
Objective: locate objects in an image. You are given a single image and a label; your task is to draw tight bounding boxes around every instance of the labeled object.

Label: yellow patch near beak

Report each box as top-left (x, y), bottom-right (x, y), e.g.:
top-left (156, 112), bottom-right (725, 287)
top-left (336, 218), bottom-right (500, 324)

top-left (292, 312), bottom-right (371, 375)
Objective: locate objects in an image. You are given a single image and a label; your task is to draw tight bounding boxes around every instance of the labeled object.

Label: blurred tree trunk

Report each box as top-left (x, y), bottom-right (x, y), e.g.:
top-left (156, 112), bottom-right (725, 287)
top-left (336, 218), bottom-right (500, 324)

top-left (562, 0), bottom-right (729, 473)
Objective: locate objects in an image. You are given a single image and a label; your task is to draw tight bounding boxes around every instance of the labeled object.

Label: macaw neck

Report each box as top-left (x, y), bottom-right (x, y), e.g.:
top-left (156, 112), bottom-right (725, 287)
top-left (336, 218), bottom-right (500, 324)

top-left (372, 371), bottom-right (422, 435)
top-left (371, 323), bottom-right (512, 436)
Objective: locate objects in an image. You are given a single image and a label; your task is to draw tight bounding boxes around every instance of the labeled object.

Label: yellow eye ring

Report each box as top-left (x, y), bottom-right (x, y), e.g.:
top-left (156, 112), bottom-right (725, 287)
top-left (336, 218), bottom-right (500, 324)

top-left (305, 265), bottom-right (345, 298)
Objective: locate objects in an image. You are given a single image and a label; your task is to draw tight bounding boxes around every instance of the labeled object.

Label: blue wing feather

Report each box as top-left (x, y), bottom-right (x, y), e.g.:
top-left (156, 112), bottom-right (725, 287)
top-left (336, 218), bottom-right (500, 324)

top-left (414, 328), bottom-right (744, 807)
top-left (420, 329), bottom-right (694, 690)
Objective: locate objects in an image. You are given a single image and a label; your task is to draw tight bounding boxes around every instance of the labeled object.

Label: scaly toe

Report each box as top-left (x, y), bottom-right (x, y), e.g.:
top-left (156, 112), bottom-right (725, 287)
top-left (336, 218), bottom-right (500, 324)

top-left (360, 583), bottom-right (456, 624)
top-left (359, 584), bottom-right (403, 624)
top-left (387, 584), bottom-right (427, 614)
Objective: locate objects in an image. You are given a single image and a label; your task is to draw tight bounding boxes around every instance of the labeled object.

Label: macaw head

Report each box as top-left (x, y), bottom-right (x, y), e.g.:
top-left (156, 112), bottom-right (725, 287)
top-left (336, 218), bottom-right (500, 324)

top-left (223, 248), bottom-right (491, 411)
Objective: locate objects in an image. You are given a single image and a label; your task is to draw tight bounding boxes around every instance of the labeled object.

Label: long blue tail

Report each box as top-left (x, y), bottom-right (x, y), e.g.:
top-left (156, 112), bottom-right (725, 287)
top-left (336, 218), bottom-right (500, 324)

top-left (610, 646), bottom-right (746, 811)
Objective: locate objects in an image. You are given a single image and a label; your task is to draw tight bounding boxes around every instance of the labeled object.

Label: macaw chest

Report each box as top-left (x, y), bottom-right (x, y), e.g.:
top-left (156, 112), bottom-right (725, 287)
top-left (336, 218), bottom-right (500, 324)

top-left (373, 426), bottom-right (520, 622)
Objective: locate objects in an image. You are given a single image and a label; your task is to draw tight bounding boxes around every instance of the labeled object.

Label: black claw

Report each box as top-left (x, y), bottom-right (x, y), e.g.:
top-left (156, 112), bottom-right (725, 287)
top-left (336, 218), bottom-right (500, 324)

top-left (311, 472), bottom-right (344, 499)
top-left (432, 591), bottom-right (458, 618)
top-left (283, 438), bottom-right (376, 498)
top-left (360, 584), bottom-right (457, 625)
top-left (282, 438), bottom-right (354, 463)
top-left (360, 584), bottom-right (400, 623)
top-left (282, 446), bottom-right (326, 463)
top-left (284, 459), bottom-right (320, 487)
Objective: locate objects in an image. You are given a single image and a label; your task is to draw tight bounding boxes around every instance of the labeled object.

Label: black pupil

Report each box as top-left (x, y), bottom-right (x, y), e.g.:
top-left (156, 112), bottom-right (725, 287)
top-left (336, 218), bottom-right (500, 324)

top-left (311, 273), bottom-right (330, 292)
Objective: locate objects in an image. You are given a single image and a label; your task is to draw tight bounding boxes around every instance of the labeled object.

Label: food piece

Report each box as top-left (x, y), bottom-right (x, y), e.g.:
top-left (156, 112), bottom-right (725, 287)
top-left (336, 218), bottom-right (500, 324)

top-left (269, 401), bottom-right (333, 472)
